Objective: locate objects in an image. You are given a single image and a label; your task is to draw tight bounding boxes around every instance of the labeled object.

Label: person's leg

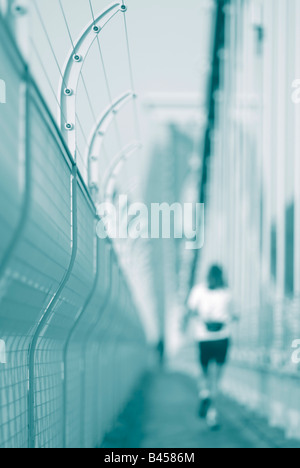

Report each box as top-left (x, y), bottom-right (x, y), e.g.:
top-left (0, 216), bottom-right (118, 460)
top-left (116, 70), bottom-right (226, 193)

top-left (211, 339), bottom-right (230, 397)
top-left (198, 341), bottom-right (210, 392)
top-left (205, 363), bottom-right (221, 429)
top-left (206, 339), bottom-right (230, 429)
top-left (215, 338), bottom-right (230, 392)
top-left (198, 342), bottom-right (212, 418)
top-left (210, 363), bottom-right (224, 400)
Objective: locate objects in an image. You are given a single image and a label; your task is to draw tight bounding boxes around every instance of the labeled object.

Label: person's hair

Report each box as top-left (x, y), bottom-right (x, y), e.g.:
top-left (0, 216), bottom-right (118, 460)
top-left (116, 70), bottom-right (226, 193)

top-left (207, 265), bottom-right (226, 290)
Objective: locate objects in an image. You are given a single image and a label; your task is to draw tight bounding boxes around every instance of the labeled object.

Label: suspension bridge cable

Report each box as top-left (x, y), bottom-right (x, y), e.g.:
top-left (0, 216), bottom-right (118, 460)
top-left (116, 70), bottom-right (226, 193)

top-left (88, 0), bottom-right (96, 23)
top-left (58, 0), bottom-right (98, 123)
top-left (122, 7), bottom-right (141, 141)
top-left (80, 75), bottom-right (98, 122)
top-left (88, 0), bottom-right (123, 150)
top-left (32, 0), bottom-right (67, 89)
top-left (76, 114), bottom-right (90, 148)
top-left (33, 0), bottom-right (91, 165)
top-left (122, 13), bottom-right (136, 93)
top-left (58, 0), bottom-right (75, 50)
top-left (59, 0), bottom-right (115, 167)
top-left (58, 0), bottom-right (115, 178)
top-left (96, 38), bottom-right (123, 150)
top-left (87, 0), bottom-right (142, 149)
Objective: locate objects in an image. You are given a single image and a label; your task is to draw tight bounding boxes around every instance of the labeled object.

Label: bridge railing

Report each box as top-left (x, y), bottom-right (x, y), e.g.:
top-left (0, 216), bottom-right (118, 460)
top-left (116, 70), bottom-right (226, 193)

top-left (222, 297), bottom-right (300, 441)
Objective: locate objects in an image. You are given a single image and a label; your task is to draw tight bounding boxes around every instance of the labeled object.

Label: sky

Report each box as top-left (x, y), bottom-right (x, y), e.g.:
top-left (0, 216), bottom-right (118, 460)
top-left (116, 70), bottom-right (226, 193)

top-left (31, 0), bottom-right (213, 98)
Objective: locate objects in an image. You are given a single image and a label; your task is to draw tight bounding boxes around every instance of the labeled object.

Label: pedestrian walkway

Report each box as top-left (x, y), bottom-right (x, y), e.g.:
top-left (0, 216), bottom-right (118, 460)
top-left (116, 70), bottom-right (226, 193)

top-left (102, 372), bottom-right (300, 449)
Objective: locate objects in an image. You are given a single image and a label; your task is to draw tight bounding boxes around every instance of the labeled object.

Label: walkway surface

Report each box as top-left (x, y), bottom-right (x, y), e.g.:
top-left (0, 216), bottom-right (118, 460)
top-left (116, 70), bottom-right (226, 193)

top-left (103, 371), bottom-right (300, 449)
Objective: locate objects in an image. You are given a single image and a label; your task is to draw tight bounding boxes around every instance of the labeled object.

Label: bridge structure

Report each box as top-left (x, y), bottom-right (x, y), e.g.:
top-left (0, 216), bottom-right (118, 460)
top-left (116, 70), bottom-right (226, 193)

top-left (0, 0), bottom-right (299, 449)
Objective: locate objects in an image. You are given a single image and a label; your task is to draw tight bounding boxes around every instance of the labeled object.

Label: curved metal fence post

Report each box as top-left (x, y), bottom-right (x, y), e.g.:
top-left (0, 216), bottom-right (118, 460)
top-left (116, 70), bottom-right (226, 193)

top-left (58, 2), bottom-right (122, 158)
top-left (28, 164), bottom-right (78, 449)
top-left (80, 243), bottom-right (113, 447)
top-left (102, 142), bottom-right (142, 200)
top-left (85, 92), bottom-right (136, 194)
top-left (62, 227), bottom-right (99, 448)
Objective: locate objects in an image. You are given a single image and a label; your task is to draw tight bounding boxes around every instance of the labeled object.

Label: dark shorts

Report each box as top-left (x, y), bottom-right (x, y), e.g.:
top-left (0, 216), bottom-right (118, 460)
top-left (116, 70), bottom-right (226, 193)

top-left (198, 338), bottom-right (230, 370)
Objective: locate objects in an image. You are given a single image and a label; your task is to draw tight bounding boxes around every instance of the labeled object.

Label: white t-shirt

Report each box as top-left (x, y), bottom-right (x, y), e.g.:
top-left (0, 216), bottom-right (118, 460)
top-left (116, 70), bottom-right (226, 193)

top-left (188, 284), bottom-right (234, 342)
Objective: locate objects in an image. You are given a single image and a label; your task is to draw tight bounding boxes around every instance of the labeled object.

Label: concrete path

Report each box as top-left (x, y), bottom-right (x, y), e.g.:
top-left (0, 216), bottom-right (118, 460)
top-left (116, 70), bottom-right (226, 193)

top-left (103, 372), bottom-right (300, 449)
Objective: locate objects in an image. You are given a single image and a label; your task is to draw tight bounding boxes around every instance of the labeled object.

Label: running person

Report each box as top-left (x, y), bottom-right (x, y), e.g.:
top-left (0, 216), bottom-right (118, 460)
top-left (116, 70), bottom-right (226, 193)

top-left (186, 265), bottom-right (237, 429)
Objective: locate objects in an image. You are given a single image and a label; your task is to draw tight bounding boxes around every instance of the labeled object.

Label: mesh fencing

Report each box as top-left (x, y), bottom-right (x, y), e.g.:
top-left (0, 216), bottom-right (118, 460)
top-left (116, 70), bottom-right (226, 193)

top-left (0, 18), bottom-right (148, 449)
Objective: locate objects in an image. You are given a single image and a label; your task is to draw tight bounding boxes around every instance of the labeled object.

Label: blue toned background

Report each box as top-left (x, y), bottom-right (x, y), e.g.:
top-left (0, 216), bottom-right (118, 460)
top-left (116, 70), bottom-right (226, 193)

top-left (0, 0), bottom-right (299, 449)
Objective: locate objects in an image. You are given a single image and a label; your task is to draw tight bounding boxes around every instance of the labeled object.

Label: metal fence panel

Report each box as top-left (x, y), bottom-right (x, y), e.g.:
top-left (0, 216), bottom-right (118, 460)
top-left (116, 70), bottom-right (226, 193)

top-left (0, 15), bottom-right (147, 449)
